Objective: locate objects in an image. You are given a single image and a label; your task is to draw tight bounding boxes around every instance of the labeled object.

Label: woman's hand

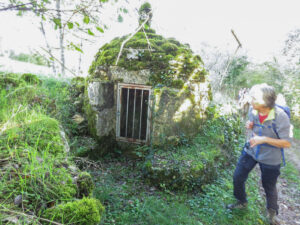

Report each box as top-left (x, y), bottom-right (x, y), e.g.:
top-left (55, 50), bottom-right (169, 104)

top-left (246, 121), bottom-right (254, 130)
top-left (250, 133), bottom-right (266, 147)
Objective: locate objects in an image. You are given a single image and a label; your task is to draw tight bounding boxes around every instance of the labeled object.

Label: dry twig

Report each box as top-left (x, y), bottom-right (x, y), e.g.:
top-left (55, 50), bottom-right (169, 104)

top-left (0, 205), bottom-right (64, 225)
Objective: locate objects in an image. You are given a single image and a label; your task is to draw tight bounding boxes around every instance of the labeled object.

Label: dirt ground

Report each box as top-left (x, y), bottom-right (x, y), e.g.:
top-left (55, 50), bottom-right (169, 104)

top-left (258, 139), bottom-right (300, 225)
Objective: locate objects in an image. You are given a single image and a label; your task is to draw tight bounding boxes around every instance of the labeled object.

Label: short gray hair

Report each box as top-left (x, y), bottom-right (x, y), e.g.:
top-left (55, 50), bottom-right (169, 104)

top-left (249, 83), bottom-right (277, 108)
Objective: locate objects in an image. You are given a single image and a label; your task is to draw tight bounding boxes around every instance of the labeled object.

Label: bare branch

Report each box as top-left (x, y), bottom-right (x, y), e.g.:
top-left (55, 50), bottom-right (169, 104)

top-left (142, 27), bottom-right (153, 54)
top-left (0, 4), bottom-right (103, 13)
top-left (40, 47), bottom-right (77, 77)
top-left (115, 11), bottom-right (152, 66)
top-left (0, 2), bottom-right (34, 12)
top-left (0, 205), bottom-right (63, 225)
top-left (218, 29), bottom-right (243, 88)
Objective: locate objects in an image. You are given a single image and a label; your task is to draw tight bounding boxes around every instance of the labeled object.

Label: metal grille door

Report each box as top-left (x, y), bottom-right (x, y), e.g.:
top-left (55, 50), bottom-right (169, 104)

top-left (116, 83), bottom-right (152, 144)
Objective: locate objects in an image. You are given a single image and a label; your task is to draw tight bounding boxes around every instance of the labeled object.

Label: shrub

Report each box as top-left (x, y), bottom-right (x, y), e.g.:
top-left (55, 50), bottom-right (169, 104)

top-left (144, 105), bottom-right (244, 190)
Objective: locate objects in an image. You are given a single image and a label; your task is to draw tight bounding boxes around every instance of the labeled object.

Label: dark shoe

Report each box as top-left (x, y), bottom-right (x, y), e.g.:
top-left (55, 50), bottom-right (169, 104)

top-left (268, 208), bottom-right (280, 225)
top-left (226, 201), bottom-right (248, 209)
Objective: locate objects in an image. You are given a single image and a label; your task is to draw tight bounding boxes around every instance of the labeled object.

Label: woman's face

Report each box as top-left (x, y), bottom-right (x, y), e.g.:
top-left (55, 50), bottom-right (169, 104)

top-left (251, 97), bottom-right (260, 110)
top-left (251, 96), bottom-right (265, 111)
top-left (250, 89), bottom-right (265, 110)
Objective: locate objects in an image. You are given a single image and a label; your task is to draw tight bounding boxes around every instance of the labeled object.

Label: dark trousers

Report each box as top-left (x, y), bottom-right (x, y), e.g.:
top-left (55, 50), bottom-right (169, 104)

top-left (233, 150), bottom-right (281, 212)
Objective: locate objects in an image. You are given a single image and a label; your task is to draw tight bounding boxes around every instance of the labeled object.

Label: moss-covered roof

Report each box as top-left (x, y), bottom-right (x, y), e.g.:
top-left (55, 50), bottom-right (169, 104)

top-left (88, 28), bottom-right (208, 88)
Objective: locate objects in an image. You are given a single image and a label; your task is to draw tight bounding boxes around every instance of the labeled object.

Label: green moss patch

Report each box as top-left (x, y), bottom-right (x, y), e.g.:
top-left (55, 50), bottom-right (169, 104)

top-left (88, 30), bottom-right (207, 88)
top-left (77, 172), bottom-right (95, 197)
top-left (43, 197), bottom-right (105, 225)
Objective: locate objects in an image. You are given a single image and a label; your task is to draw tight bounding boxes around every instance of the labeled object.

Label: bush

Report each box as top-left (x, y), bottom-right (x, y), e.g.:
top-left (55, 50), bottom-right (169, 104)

top-left (144, 105), bottom-right (244, 190)
top-left (43, 198), bottom-right (105, 225)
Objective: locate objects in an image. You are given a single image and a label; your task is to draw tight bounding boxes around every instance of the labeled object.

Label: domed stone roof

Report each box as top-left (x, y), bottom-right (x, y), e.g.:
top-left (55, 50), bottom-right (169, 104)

top-left (88, 4), bottom-right (208, 88)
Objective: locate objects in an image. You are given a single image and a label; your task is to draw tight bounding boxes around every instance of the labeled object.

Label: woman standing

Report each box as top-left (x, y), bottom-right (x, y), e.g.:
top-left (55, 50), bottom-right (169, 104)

top-left (227, 83), bottom-right (291, 225)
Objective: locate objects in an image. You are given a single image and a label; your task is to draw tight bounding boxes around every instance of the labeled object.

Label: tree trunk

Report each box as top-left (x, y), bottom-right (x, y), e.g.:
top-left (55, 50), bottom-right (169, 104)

top-left (56, 0), bottom-right (65, 77)
top-left (78, 41), bottom-right (83, 76)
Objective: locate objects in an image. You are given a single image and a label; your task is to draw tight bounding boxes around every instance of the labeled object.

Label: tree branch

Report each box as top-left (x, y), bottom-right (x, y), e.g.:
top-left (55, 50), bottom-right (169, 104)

top-left (0, 2), bottom-right (34, 12)
top-left (115, 11), bottom-right (152, 66)
top-left (0, 205), bottom-right (63, 225)
top-left (40, 47), bottom-right (77, 77)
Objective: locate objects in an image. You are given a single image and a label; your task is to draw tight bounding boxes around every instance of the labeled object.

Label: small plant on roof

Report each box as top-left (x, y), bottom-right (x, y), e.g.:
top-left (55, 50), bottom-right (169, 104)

top-left (139, 2), bottom-right (152, 27)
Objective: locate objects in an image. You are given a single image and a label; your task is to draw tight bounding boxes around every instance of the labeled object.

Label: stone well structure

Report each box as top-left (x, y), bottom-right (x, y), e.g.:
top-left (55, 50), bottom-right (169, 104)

top-left (84, 3), bottom-right (212, 154)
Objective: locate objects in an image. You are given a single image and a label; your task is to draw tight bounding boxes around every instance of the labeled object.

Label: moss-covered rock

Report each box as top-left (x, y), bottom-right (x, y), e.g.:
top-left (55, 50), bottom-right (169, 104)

top-left (20, 73), bottom-right (42, 85)
top-left (43, 197), bottom-right (105, 225)
top-left (0, 72), bottom-right (22, 89)
top-left (144, 143), bottom-right (223, 190)
top-left (77, 172), bottom-right (95, 197)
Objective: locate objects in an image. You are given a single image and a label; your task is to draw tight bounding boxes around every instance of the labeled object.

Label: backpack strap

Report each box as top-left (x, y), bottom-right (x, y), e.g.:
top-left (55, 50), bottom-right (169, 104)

top-left (253, 124), bottom-right (277, 158)
top-left (253, 123), bottom-right (263, 159)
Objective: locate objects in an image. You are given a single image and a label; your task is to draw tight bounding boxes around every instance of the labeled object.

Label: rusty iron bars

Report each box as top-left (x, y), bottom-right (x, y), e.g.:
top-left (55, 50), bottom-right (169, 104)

top-left (116, 83), bottom-right (152, 144)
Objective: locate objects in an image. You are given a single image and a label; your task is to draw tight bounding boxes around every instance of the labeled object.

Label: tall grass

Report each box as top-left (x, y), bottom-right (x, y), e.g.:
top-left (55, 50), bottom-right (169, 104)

top-left (0, 72), bottom-right (79, 222)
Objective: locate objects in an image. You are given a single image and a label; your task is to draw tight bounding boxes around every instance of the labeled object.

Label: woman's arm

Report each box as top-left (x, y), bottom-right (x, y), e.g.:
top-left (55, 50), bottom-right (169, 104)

top-left (250, 134), bottom-right (291, 148)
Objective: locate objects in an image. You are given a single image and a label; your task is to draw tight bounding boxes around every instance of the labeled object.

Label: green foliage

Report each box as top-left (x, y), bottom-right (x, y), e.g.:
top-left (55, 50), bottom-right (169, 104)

top-left (3, 111), bottom-right (65, 155)
top-left (0, 72), bottom-right (22, 89)
top-left (9, 51), bottom-right (50, 67)
top-left (92, 156), bottom-right (269, 225)
top-left (43, 197), bottom-right (105, 225)
top-left (223, 55), bottom-right (250, 97)
top-left (83, 15), bottom-right (90, 24)
top-left (118, 14), bottom-right (123, 23)
top-left (138, 2), bottom-right (152, 26)
top-left (189, 168), bottom-right (268, 225)
top-left (70, 136), bottom-right (97, 157)
top-left (144, 105), bottom-right (244, 190)
top-left (294, 127), bottom-right (300, 140)
top-left (0, 72), bottom-right (104, 223)
top-left (281, 162), bottom-right (300, 189)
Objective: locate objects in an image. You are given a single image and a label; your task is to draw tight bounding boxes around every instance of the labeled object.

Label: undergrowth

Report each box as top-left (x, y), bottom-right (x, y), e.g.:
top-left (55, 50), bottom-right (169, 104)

top-left (0, 71), bottom-right (271, 224)
top-left (92, 157), bottom-right (268, 225)
top-left (91, 104), bottom-right (269, 224)
top-left (0, 72), bottom-right (103, 224)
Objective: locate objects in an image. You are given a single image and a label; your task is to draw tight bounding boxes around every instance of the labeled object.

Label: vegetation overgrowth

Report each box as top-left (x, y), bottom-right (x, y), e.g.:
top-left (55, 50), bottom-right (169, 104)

top-left (144, 107), bottom-right (244, 191)
top-left (0, 72), bottom-right (104, 224)
top-left (7, 51), bottom-right (50, 67)
top-left (0, 71), bottom-right (271, 224)
top-left (88, 28), bottom-right (207, 88)
top-left (1, 70), bottom-right (293, 225)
